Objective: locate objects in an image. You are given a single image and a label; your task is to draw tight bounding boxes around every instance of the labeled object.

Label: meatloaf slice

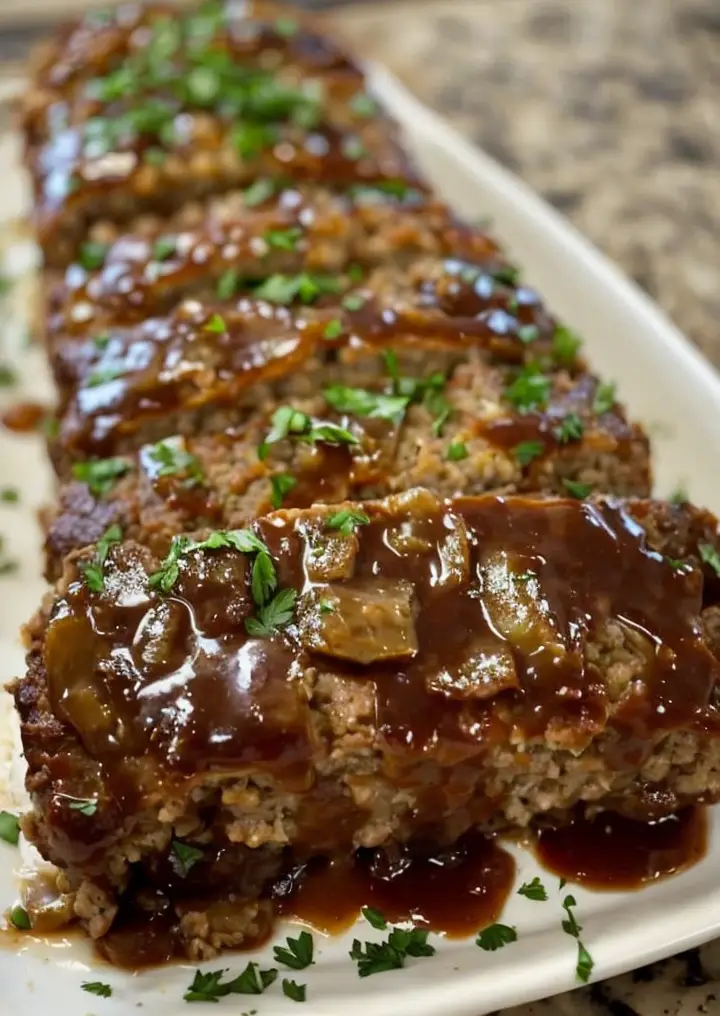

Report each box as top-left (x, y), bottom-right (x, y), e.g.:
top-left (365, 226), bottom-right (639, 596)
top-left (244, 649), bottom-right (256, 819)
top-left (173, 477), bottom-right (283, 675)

top-left (49, 269), bottom-right (582, 470)
top-left (46, 187), bottom-right (502, 335)
top-left (43, 362), bottom-right (651, 578)
top-left (13, 489), bottom-right (720, 956)
top-left (24, 1), bottom-right (423, 267)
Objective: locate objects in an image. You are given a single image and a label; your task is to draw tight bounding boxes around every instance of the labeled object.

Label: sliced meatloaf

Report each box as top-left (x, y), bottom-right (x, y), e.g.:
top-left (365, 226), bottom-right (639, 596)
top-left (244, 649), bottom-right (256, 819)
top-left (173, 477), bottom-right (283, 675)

top-left (23, 1), bottom-right (424, 267)
top-left (13, 489), bottom-right (720, 957)
top-left (43, 362), bottom-right (651, 578)
top-left (45, 186), bottom-right (502, 335)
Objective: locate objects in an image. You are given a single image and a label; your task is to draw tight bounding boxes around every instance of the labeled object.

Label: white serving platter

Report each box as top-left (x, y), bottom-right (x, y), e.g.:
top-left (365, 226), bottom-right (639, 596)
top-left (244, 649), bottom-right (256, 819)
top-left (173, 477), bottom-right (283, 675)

top-left (1, 67), bottom-right (720, 1016)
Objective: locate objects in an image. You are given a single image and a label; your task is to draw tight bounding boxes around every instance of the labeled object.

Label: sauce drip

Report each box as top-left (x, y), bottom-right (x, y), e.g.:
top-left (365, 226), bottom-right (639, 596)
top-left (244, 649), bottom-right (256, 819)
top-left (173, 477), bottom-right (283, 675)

top-left (276, 834), bottom-right (515, 937)
top-left (534, 805), bottom-right (708, 890)
top-left (1, 401), bottom-right (48, 433)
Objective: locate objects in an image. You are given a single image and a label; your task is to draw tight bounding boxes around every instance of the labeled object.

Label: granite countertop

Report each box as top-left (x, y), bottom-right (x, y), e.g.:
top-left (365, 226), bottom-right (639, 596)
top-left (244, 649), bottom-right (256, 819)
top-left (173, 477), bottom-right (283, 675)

top-left (1, 1), bottom-right (720, 1014)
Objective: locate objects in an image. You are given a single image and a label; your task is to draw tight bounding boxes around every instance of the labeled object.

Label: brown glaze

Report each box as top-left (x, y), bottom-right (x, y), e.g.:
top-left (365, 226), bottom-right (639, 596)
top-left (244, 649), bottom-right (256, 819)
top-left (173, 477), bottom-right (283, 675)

top-left (43, 493), bottom-right (720, 786)
top-left (1, 401), bottom-right (49, 433)
top-left (535, 805), bottom-right (708, 889)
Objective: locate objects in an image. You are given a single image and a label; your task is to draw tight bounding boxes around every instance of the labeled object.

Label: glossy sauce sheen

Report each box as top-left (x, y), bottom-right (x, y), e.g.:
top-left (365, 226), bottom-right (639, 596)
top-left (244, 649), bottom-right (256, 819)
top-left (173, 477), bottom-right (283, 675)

top-left (45, 494), bottom-right (720, 792)
top-left (535, 806), bottom-right (708, 889)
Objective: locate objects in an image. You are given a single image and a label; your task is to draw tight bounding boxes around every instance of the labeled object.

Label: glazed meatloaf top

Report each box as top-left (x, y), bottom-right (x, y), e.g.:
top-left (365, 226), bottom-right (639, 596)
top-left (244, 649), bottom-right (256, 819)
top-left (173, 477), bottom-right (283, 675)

top-left (24, 1), bottom-right (424, 265)
top-left (44, 357), bottom-right (650, 578)
top-left (45, 186), bottom-right (500, 334)
top-left (15, 489), bottom-right (720, 876)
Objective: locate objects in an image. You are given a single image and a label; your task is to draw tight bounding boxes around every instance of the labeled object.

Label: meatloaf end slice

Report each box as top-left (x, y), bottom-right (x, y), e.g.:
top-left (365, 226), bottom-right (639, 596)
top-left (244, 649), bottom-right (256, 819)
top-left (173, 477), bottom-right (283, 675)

top-left (43, 360), bottom-right (651, 578)
top-left (13, 488), bottom-right (720, 956)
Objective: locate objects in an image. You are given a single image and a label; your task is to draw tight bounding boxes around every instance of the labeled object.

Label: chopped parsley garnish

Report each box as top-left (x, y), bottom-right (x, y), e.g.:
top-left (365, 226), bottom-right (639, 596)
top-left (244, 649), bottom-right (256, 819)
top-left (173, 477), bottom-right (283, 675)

top-left (270, 473), bottom-right (296, 509)
top-left (516, 323), bottom-right (539, 344)
top-left (476, 923), bottom-right (517, 951)
top-left (80, 523), bottom-right (122, 592)
top-left (324, 384), bottom-right (408, 425)
top-left (82, 982), bottom-right (112, 998)
top-left (147, 440), bottom-right (204, 486)
top-left (72, 456), bottom-right (130, 497)
top-left (258, 405), bottom-right (358, 459)
top-left (318, 599), bottom-right (335, 615)
top-left (446, 441), bottom-right (469, 462)
top-left (0, 487), bottom-right (18, 503)
top-left (361, 906), bottom-right (387, 930)
top-left (513, 440), bottom-right (545, 466)
top-left (517, 876), bottom-right (548, 901)
top-left (232, 122), bottom-right (278, 159)
top-left (504, 364), bottom-right (551, 413)
top-left (350, 926), bottom-right (435, 978)
top-left (282, 980), bottom-right (306, 1003)
top-left (382, 352), bottom-right (451, 434)
top-left (561, 894), bottom-right (593, 983)
top-left (669, 485), bottom-right (688, 504)
top-left (254, 273), bottom-right (343, 306)
top-left (78, 241), bottom-right (110, 271)
top-left (264, 226), bottom-right (303, 251)
top-left (150, 529), bottom-right (269, 594)
top-left (171, 840), bottom-right (203, 877)
top-left (274, 17), bottom-right (298, 37)
top-left (143, 147), bottom-right (166, 166)
top-left (562, 479), bottom-right (592, 499)
top-left (273, 930), bottom-right (314, 970)
top-left (184, 964), bottom-right (277, 1002)
top-left (699, 542), bottom-right (720, 577)
top-left (0, 364), bottom-right (17, 387)
top-left (216, 268), bottom-right (240, 300)
top-left (0, 275), bottom-right (11, 296)
top-left (9, 905), bottom-right (30, 930)
top-left (342, 293), bottom-right (366, 312)
top-left (326, 508), bottom-right (370, 536)
top-left (93, 333), bottom-right (110, 350)
top-left (243, 178), bottom-right (276, 208)
top-left (323, 319), bottom-right (343, 340)
top-left (343, 136), bottom-right (367, 161)
top-left (204, 312), bottom-right (227, 333)
top-left (553, 413), bottom-right (585, 444)
top-left (552, 325), bottom-right (582, 364)
top-left (350, 92), bottom-right (378, 118)
top-left (85, 365), bottom-right (124, 388)
top-left (0, 537), bottom-right (17, 577)
top-left (493, 266), bottom-right (520, 286)
top-left (665, 557), bottom-right (687, 571)
top-left (153, 235), bottom-right (176, 261)
top-left (348, 264), bottom-right (364, 283)
top-left (245, 588), bottom-right (297, 639)
top-left (0, 811), bottom-right (20, 846)
top-left (592, 380), bottom-right (616, 415)
top-left (66, 797), bottom-right (98, 816)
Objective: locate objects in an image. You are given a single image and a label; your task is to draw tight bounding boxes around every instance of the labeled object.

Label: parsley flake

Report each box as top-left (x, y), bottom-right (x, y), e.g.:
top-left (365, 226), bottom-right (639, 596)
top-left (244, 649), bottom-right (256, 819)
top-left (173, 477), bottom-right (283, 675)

top-left (243, 178), bottom-right (276, 208)
top-left (493, 266), bottom-right (520, 286)
top-left (0, 811), bottom-right (20, 846)
top-left (553, 413), bottom-right (585, 444)
top-left (72, 456), bottom-right (130, 497)
top-left (153, 235), bottom-right (176, 261)
top-left (517, 323), bottom-right (539, 344)
top-left (342, 293), bottom-right (366, 312)
top-left (476, 923), bottom-right (517, 951)
top-left (592, 380), bottom-right (616, 415)
top-left (361, 906), bottom-right (387, 930)
top-left (86, 365), bottom-right (124, 388)
top-left (699, 542), bottom-right (720, 577)
top-left (0, 364), bottom-right (17, 387)
top-left (245, 587), bottom-right (297, 638)
top-left (446, 441), bottom-right (469, 462)
top-left (254, 273), bottom-right (342, 306)
top-left (669, 485), bottom-right (688, 504)
top-left (264, 227), bottom-right (303, 252)
top-left (79, 241), bottom-right (110, 271)
top-left (282, 980), bottom-right (306, 1003)
top-left (147, 440), bottom-right (204, 487)
top-left (82, 982), bottom-right (112, 998)
top-left (259, 405), bottom-right (358, 459)
top-left (517, 876), bottom-right (548, 901)
top-left (204, 312), bottom-right (227, 333)
top-left (171, 840), bottom-right (203, 877)
top-left (80, 523), bottom-right (122, 592)
top-left (216, 268), bottom-right (240, 300)
top-left (273, 930), bottom-right (314, 970)
top-left (350, 926), bottom-right (435, 978)
top-left (324, 384), bottom-right (408, 425)
top-left (505, 364), bottom-right (551, 413)
top-left (67, 796), bottom-right (98, 816)
top-left (513, 440), bottom-right (545, 466)
top-left (323, 319), bottom-right (343, 340)
top-left (270, 473), bottom-right (296, 509)
top-left (184, 963), bottom-right (277, 1002)
top-left (561, 894), bottom-right (593, 983)
top-left (326, 508), bottom-right (370, 536)
top-left (562, 479), bottom-right (592, 499)
top-left (9, 905), bottom-right (30, 930)
top-left (552, 325), bottom-right (582, 364)
top-left (0, 487), bottom-right (19, 503)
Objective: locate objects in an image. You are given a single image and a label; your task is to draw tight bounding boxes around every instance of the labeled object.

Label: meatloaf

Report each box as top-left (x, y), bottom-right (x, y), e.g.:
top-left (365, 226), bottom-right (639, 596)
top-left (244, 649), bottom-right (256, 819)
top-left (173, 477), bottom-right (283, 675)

top-left (44, 363), bottom-right (650, 578)
top-left (23, 1), bottom-right (425, 267)
top-left (14, 489), bottom-right (720, 957)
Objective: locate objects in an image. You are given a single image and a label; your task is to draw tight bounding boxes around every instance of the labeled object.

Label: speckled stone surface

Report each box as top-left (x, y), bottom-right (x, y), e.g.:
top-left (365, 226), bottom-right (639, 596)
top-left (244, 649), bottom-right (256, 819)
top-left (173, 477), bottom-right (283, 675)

top-left (1, 2), bottom-right (720, 1013)
top-left (331, 0), bottom-right (720, 370)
